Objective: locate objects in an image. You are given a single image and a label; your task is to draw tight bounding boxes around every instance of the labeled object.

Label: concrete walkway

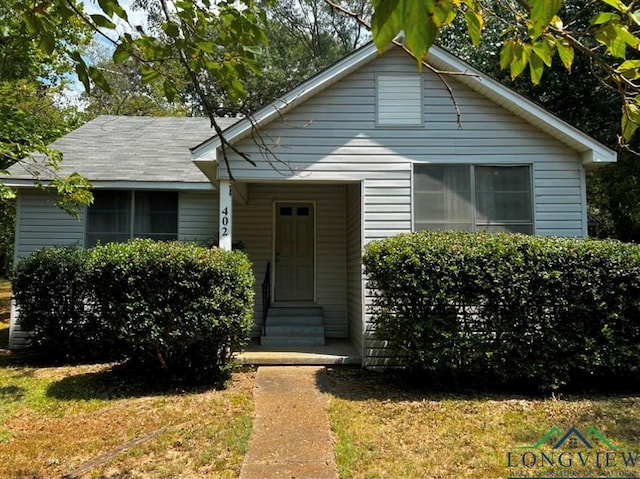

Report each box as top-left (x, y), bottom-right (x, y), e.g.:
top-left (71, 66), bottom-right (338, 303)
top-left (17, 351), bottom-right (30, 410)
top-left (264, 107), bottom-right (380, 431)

top-left (239, 366), bottom-right (338, 479)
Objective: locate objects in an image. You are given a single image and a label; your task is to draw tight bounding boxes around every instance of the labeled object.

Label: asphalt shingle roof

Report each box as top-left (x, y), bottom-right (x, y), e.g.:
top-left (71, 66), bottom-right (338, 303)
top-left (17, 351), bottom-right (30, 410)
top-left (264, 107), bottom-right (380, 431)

top-left (7, 115), bottom-right (238, 183)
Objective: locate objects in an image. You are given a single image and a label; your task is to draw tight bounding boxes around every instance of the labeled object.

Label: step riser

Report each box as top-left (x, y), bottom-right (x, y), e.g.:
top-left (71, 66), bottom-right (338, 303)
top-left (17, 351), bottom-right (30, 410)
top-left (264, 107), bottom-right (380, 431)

top-left (266, 316), bottom-right (323, 326)
top-left (261, 336), bottom-right (326, 347)
top-left (267, 307), bottom-right (323, 317)
top-left (265, 325), bottom-right (325, 336)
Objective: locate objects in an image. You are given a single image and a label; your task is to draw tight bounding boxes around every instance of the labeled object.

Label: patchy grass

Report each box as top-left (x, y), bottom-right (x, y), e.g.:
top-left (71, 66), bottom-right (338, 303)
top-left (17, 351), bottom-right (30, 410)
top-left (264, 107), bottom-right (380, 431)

top-left (324, 368), bottom-right (640, 479)
top-left (0, 355), bottom-right (255, 479)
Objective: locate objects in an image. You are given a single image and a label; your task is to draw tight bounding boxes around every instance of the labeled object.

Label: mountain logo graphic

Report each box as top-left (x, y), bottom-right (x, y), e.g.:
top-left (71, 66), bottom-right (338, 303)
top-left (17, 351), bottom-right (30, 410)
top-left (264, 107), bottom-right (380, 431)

top-left (515, 426), bottom-right (617, 450)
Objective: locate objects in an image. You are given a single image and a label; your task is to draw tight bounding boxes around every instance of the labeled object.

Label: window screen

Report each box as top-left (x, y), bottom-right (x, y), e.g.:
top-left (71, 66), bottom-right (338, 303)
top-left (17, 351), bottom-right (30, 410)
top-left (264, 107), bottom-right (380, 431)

top-left (414, 165), bottom-right (533, 234)
top-left (86, 191), bottom-right (178, 247)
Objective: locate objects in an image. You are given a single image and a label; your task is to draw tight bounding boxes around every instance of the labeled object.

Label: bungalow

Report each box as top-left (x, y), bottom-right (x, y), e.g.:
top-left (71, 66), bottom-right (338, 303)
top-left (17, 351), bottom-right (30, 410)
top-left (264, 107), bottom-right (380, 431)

top-left (5, 42), bottom-right (617, 366)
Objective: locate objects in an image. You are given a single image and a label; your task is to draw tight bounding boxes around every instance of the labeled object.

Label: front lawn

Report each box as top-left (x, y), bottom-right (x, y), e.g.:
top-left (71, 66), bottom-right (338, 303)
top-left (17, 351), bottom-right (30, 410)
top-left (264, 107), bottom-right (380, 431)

top-left (0, 354), bottom-right (255, 479)
top-left (325, 368), bottom-right (640, 479)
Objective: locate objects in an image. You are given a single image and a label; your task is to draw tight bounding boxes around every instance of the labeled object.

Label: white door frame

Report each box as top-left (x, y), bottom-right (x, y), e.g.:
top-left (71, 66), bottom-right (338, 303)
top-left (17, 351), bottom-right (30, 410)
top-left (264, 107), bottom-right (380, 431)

top-left (272, 200), bottom-right (317, 303)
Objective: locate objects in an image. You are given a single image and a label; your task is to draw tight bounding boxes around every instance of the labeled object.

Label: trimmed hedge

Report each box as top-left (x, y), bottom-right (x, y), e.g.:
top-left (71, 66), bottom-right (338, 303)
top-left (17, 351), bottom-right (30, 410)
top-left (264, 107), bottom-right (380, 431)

top-left (12, 247), bottom-right (118, 362)
top-left (88, 240), bottom-right (254, 384)
top-left (12, 240), bottom-right (254, 384)
top-left (363, 231), bottom-right (640, 392)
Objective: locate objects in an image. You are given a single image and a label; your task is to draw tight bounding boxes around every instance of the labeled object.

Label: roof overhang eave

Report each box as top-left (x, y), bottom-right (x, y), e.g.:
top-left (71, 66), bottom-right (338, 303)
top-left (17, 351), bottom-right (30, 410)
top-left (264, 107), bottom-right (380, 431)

top-left (425, 48), bottom-right (618, 166)
top-left (193, 156), bottom-right (219, 183)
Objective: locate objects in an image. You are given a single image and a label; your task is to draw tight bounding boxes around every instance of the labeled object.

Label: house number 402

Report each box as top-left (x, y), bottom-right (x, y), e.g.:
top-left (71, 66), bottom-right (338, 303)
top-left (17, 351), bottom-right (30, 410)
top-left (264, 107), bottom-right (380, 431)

top-left (221, 207), bottom-right (230, 236)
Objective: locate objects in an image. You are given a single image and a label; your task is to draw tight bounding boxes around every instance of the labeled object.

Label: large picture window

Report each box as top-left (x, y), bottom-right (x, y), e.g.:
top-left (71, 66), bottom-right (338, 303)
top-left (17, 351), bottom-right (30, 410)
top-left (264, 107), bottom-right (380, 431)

top-left (86, 191), bottom-right (178, 247)
top-left (414, 164), bottom-right (533, 234)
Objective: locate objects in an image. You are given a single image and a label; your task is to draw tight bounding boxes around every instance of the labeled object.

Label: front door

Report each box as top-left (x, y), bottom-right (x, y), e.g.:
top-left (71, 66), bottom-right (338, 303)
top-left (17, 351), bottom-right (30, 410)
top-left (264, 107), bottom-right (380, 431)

top-left (274, 202), bottom-right (315, 301)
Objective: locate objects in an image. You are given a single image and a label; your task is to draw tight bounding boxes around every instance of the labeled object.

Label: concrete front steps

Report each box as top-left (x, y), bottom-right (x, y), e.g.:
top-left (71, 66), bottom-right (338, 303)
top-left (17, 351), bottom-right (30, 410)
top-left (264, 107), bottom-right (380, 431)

top-left (260, 306), bottom-right (325, 347)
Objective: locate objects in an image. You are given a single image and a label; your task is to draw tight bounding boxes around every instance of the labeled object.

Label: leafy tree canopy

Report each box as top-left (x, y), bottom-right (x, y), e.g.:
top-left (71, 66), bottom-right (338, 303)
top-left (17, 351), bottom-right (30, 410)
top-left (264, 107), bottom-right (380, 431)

top-left (0, 0), bottom-right (93, 212)
top-left (13, 0), bottom-right (640, 151)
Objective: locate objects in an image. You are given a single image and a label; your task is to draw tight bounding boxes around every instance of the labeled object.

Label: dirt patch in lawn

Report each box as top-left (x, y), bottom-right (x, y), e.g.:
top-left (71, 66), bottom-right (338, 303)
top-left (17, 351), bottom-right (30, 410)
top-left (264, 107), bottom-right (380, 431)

top-left (323, 367), bottom-right (640, 479)
top-left (0, 358), bottom-right (256, 479)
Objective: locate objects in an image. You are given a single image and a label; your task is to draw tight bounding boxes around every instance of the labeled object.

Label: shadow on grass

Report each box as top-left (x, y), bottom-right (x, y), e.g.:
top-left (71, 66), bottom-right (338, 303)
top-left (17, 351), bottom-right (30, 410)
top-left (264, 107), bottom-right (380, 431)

top-left (46, 362), bottom-right (225, 401)
top-left (318, 366), bottom-right (640, 403)
top-left (0, 384), bottom-right (25, 402)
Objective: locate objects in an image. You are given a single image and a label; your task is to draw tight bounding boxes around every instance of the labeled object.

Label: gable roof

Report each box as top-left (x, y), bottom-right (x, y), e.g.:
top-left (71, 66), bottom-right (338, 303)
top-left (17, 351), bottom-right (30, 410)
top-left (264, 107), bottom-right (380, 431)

top-left (191, 42), bottom-right (616, 167)
top-left (5, 115), bottom-right (237, 186)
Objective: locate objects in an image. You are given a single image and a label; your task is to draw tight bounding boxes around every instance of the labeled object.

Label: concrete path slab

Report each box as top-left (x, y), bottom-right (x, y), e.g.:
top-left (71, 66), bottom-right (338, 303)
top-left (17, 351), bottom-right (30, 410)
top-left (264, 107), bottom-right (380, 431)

top-left (240, 366), bottom-right (338, 479)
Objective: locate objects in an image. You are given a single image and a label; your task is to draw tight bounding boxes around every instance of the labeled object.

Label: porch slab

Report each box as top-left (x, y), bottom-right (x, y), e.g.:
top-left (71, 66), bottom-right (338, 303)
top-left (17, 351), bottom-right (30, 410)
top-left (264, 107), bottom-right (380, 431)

top-left (236, 339), bottom-right (361, 365)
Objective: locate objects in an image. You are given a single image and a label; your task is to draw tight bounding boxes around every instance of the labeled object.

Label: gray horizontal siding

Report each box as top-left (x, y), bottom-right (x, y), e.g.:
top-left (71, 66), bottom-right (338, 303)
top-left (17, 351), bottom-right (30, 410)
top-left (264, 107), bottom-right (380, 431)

top-left (11, 189), bottom-right (86, 347)
top-left (14, 189), bottom-right (85, 261)
top-left (178, 191), bottom-right (218, 245)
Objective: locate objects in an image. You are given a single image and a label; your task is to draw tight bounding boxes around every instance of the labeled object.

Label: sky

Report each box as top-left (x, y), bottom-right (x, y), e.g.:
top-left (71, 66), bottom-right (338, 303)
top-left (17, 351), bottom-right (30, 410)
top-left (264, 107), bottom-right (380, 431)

top-left (62, 0), bottom-right (147, 106)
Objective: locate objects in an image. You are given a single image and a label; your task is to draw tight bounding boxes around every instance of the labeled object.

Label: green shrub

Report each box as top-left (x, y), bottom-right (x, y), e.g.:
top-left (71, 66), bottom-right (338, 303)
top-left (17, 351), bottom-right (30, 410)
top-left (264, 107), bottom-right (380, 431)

top-left (88, 240), bottom-right (254, 385)
top-left (363, 232), bottom-right (640, 392)
top-left (12, 247), bottom-right (119, 362)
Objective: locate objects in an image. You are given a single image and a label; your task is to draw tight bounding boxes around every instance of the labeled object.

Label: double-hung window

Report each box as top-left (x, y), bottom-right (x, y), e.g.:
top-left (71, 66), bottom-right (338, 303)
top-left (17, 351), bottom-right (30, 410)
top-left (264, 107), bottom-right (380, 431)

top-left (414, 164), bottom-right (533, 233)
top-left (86, 190), bottom-right (178, 247)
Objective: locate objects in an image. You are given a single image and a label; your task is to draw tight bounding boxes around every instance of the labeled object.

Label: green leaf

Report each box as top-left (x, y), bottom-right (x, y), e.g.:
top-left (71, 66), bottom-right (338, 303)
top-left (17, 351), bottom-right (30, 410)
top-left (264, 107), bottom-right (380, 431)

top-left (90, 14), bottom-right (117, 30)
top-left (112, 44), bottom-right (131, 63)
top-left (590, 12), bottom-right (621, 25)
top-left (618, 59), bottom-right (640, 79)
top-left (88, 66), bottom-right (111, 94)
top-left (528, 0), bottom-right (563, 39)
top-left (23, 13), bottom-right (38, 34)
top-left (631, 9), bottom-right (640, 25)
top-left (97, 0), bottom-right (129, 21)
top-left (402, 0), bottom-right (441, 62)
top-left (228, 78), bottom-right (246, 104)
top-left (371, 0), bottom-right (403, 51)
top-left (500, 39), bottom-right (515, 70)
top-left (509, 42), bottom-right (530, 79)
top-left (163, 79), bottom-right (177, 103)
top-left (426, 0), bottom-right (457, 28)
top-left (140, 66), bottom-right (161, 84)
top-left (38, 31), bottom-right (55, 55)
top-left (529, 51), bottom-right (544, 84)
top-left (556, 39), bottom-right (574, 70)
top-left (622, 103), bottom-right (640, 141)
top-left (532, 39), bottom-right (553, 67)
top-left (615, 23), bottom-right (640, 49)
top-left (601, 0), bottom-right (629, 13)
top-left (75, 62), bottom-right (90, 93)
top-left (595, 24), bottom-right (628, 58)
top-left (464, 9), bottom-right (484, 48)
top-left (162, 21), bottom-right (180, 39)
